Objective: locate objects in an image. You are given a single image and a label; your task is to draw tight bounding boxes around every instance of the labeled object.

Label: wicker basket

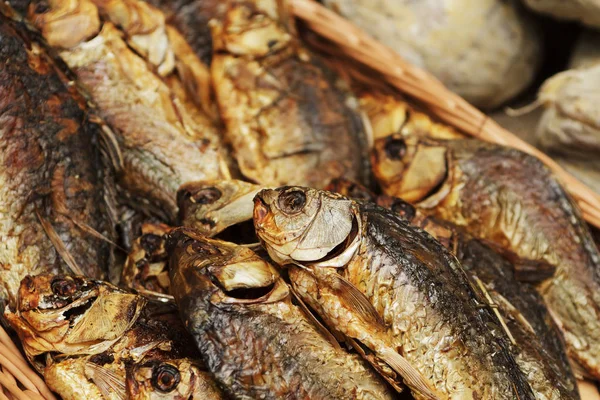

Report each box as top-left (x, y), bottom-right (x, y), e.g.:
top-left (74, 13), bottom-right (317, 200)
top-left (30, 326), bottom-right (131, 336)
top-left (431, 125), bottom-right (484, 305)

top-left (1, 0), bottom-right (600, 399)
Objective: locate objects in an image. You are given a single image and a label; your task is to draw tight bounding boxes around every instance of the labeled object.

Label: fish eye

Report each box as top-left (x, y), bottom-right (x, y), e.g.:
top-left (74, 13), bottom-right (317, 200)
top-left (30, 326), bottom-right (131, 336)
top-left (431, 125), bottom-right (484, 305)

top-left (51, 277), bottom-right (78, 298)
top-left (278, 190), bottom-right (306, 214)
top-left (191, 188), bottom-right (222, 205)
top-left (152, 364), bottom-right (181, 393)
top-left (384, 137), bottom-right (407, 160)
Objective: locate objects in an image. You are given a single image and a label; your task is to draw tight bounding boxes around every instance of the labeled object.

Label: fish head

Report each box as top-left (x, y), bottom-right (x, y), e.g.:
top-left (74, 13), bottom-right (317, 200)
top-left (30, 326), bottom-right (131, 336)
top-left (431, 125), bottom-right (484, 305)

top-left (177, 180), bottom-right (263, 237)
top-left (253, 186), bottom-right (358, 265)
top-left (167, 228), bottom-right (288, 308)
top-left (325, 178), bottom-right (376, 202)
top-left (127, 358), bottom-right (217, 400)
top-left (122, 224), bottom-right (173, 299)
top-left (210, 0), bottom-right (291, 57)
top-left (5, 274), bottom-right (145, 365)
top-left (371, 134), bottom-right (449, 203)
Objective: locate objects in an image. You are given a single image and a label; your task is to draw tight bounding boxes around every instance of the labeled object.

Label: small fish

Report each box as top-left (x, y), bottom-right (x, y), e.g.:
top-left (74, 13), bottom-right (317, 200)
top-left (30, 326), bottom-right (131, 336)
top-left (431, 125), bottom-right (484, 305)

top-left (177, 179), bottom-right (263, 237)
top-left (0, 9), bottom-right (117, 307)
top-left (19, 0), bottom-right (230, 221)
top-left (167, 227), bottom-right (396, 400)
top-left (4, 274), bottom-right (226, 400)
top-left (211, 0), bottom-right (371, 188)
top-left (121, 223), bottom-right (172, 300)
top-left (375, 194), bottom-right (580, 400)
top-left (127, 358), bottom-right (225, 399)
top-left (371, 134), bottom-right (600, 379)
top-left (254, 186), bottom-right (536, 399)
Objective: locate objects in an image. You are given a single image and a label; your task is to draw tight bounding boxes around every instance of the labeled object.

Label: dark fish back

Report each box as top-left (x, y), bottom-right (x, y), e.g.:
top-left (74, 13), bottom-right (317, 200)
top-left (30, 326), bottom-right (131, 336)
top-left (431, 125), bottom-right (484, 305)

top-left (0, 11), bottom-right (115, 303)
top-left (456, 236), bottom-right (579, 399)
top-left (357, 202), bottom-right (535, 400)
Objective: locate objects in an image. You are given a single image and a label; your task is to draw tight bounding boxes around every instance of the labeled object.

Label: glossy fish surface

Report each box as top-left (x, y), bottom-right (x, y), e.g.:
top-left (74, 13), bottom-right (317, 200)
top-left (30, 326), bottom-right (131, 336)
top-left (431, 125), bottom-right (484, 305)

top-left (254, 187), bottom-right (536, 400)
top-left (18, 0), bottom-right (229, 221)
top-left (4, 274), bottom-right (225, 400)
top-left (373, 194), bottom-right (580, 400)
top-left (167, 228), bottom-right (395, 400)
top-left (372, 136), bottom-right (600, 379)
top-left (211, 0), bottom-right (370, 188)
top-left (0, 9), bottom-right (116, 306)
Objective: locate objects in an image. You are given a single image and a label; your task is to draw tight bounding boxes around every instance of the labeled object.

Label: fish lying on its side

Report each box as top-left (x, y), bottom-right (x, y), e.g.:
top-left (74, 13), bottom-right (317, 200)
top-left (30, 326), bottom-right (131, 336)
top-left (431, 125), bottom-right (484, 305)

top-left (15, 0), bottom-right (229, 221)
top-left (328, 178), bottom-right (579, 399)
top-left (167, 227), bottom-right (396, 400)
top-left (211, 0), bottom-right (371, 188)
top-left (0, 8), bottom-right (116, 306)
top-left (254, 187), bottom-right (536, 399)
top-left (4, 274), bottom-right (225, 400)
top-left (378, 193), bottom-right (579, 400)
top-left (371, 135), bottom-right (600, 379)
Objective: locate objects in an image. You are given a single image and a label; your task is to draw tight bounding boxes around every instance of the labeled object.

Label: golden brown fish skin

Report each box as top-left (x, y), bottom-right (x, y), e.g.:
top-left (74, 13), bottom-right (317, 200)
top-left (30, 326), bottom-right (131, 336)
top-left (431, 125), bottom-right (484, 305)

top-left (145, 0), bottom-right (225, 67)
top-left (211, 0), bottom-right (370, 188)
top-left (177, 179), bottom-right (264, 237)
top-left (254, 187), bottom-right (536, 400)
top-left (167, 228), bottom-right (395, 400)
top-left (16, 0), bottom-right (229, 221)
top-left (121, 223), bottom-right (172, 299)
top-left (358, 91), bottom-right (465, 142)
top-left (5, 274), bottom-right (225, 400)
top-left (372, 195), bottom-right (580, 400)
top-left (371, 136), bottom-right (600, 379)
top-left (0, 10), bottom-right (116, 306)
top-left (4, 274), bottom-right (146, 366)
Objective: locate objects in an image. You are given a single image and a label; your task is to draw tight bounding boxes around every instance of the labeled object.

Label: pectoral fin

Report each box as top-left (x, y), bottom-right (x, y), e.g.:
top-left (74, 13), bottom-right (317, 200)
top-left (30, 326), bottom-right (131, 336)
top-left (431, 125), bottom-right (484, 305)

top-left (378, 347), bottom-right (440, 400)
top-left (85, 362), bottom-right (126, 400)
top-left (325, 273), bottom-right (385, 327)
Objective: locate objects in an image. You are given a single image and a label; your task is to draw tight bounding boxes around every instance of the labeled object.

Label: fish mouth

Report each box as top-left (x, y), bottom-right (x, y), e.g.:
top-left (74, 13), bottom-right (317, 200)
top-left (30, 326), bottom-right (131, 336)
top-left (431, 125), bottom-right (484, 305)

top-left (40, 292), bottom-right (98, 323)
top-left (253, 195), bottom-right (270, 227)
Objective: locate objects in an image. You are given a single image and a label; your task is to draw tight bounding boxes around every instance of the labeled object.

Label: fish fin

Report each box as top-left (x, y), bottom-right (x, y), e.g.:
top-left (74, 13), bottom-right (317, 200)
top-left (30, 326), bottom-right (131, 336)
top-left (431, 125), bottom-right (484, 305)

top-left (378, 347), bottom-right (440, 400)
top-left (478, 239), bottom-right (556, 282)
top-left (326, 273), bottom-right (386, 327)
top-left (67, 293), bottom-right (144, 343)
top-left (289, 284), bottom-right (343, 349)
top-left (84, 362), bottom-right (126, 400)
top-left (68, 217), bottom-right (123, 251)
top-left (36, 210), bottom-right (84, 276)
top-left (346, 337), bottom-right (405, 394)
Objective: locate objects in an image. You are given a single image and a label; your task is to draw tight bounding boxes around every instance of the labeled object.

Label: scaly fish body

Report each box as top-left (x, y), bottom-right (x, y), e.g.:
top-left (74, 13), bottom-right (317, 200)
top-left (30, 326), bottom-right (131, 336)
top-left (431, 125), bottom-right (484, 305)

top-left (371, 194), bottom-right (580, 400)
top-left (211, 0), bottom-right (370, 188)
top-left (372, 136), bottom-right (600, 379)
top-left (0, 9), bottom-right (116, 306)
top-left (4, 274), bottom-right (225, 400)
top-left (254, 187), bottom-right (535, 400)
top-left (18, 0), bottom-right (229, 221)
top-left (167, 228), bottom-right (395, 400)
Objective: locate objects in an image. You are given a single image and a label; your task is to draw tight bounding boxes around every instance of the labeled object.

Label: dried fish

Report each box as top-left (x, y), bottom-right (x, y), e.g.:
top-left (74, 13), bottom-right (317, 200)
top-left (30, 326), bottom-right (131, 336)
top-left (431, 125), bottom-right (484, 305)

top-left (255, 186), bottom-right (535, 399)
top-left (211, 0), bottom-right (371, 188)
top-left (167, 228), bottom-right (395, 400)
top-left (371, 135), bottom-right (600, 379)
top-left (0, 9), bottom-right (116, 306)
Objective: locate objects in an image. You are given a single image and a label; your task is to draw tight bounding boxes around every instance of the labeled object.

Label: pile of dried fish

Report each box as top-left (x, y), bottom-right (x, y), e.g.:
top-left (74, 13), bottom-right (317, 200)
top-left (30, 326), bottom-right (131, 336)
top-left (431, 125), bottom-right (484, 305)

top-left (1, 0), bottom-right (600, 399)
